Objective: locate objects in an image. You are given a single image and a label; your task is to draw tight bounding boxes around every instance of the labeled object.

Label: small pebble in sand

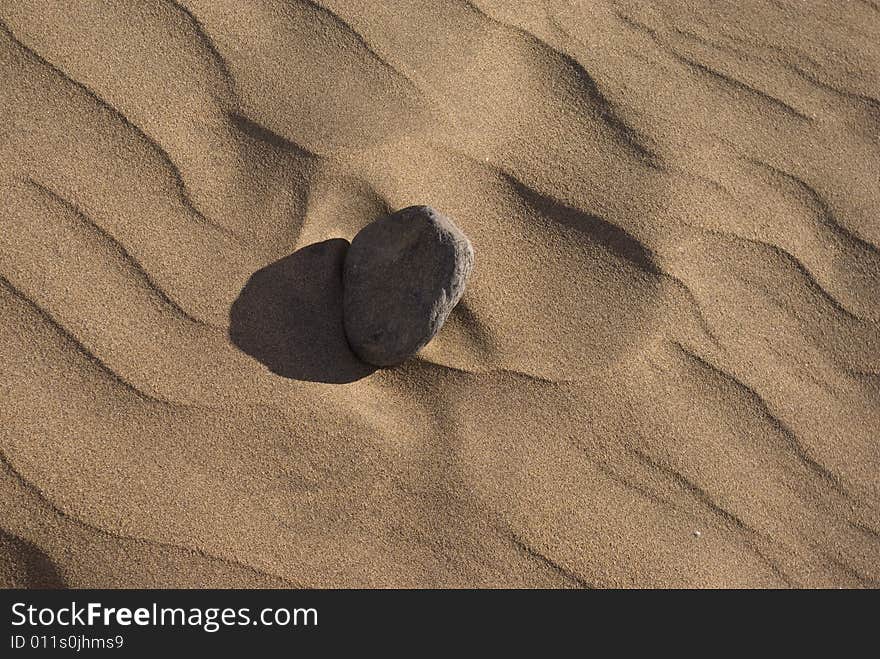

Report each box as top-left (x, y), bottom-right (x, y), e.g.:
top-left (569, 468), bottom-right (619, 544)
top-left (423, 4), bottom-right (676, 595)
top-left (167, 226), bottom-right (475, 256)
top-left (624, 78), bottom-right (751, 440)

top-left (694, 530), bottom-right (702, 538)
top-left (343, 205), bottom-right (474, 367)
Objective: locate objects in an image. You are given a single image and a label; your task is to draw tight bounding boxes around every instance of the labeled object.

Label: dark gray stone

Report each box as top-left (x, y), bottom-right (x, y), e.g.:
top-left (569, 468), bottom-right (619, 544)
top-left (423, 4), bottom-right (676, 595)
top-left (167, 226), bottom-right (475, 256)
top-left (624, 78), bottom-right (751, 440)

top-left (343, 206), bottom-right (474, 367)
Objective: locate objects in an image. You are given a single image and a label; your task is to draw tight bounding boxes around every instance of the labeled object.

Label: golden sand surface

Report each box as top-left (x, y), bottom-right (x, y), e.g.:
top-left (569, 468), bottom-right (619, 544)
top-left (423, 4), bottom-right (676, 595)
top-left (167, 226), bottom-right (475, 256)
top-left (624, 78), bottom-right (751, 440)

top-left (1, 0), bottom-right (878, 587)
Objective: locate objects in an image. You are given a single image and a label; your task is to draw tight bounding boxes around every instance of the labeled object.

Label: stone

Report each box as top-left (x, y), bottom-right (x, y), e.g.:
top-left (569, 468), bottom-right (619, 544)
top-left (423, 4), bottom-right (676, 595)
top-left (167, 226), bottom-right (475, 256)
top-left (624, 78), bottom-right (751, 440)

top-left (343, 205), bottom-right (474, 367)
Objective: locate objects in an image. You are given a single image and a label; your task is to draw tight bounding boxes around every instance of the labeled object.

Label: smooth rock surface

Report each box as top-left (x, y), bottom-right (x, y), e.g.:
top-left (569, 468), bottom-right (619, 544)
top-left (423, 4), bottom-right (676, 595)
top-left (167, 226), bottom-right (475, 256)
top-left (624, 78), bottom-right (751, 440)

top-left (343, 206), bottom-right (474, 367)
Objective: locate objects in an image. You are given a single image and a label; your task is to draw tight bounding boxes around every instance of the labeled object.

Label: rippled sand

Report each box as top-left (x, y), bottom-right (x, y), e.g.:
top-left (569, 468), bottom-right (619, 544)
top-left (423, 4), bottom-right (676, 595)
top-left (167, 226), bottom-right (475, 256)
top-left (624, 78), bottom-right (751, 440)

top-left (1, 0), bottom-right (878, 587)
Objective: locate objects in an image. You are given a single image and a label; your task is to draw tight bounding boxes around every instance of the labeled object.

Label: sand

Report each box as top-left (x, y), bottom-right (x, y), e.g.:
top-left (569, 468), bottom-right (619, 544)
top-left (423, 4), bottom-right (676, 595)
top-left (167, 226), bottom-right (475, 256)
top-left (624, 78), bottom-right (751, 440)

top-left (1, 0), bottom-right (878, 588)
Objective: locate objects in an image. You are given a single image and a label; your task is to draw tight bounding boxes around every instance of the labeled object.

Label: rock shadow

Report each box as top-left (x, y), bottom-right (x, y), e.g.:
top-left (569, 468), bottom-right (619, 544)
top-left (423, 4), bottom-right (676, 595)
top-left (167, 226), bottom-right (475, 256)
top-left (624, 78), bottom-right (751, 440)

top-left (229, 238), bottom-right (376, 383)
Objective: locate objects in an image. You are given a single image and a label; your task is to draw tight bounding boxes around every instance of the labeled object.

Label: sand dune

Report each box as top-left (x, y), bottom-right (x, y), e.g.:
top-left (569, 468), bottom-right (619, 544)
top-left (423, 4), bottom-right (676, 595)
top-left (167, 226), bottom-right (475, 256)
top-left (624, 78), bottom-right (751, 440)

top-left (1, 0), bottom-right (878, 588)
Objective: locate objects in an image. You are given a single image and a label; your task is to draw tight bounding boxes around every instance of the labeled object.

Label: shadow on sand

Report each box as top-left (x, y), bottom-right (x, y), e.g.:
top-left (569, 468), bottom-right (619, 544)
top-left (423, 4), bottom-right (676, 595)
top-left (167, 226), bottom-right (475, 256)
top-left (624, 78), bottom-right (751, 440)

top-left (0, 530), bottom-right (67, 588)
top-left (229, 239), bottom-right (376, 384)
